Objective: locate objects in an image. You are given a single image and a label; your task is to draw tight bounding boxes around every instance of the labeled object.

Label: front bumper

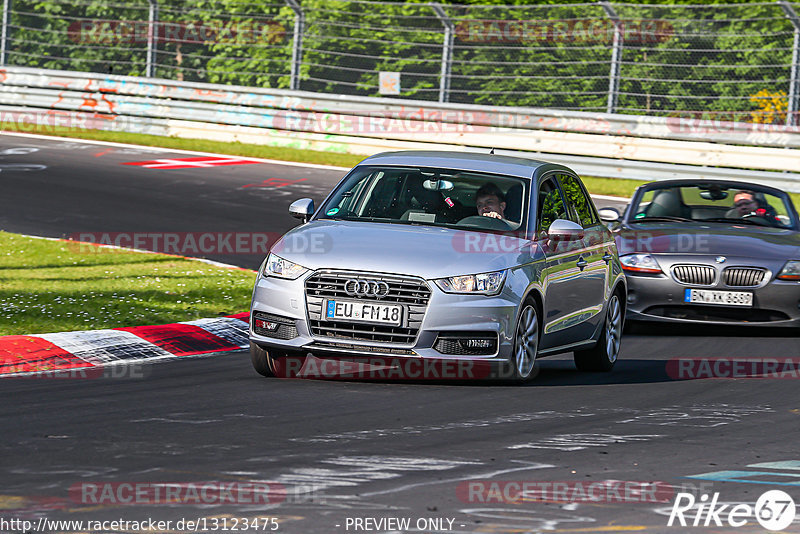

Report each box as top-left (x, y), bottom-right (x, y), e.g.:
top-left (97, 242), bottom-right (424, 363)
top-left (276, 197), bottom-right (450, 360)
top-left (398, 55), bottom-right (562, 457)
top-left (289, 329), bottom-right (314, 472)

top-left (625, 272), bottom-right (800, 327)
top-left (249, 272), bottom-right (519, 361)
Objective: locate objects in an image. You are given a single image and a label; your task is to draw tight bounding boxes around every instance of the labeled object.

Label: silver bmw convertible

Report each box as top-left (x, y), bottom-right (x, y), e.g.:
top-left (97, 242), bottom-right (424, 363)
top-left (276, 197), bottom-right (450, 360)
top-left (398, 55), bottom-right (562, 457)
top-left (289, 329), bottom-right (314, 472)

top-left (249, 151), bottom-right (626, 381)
top-left (601, 179), bottom-right (800, 327)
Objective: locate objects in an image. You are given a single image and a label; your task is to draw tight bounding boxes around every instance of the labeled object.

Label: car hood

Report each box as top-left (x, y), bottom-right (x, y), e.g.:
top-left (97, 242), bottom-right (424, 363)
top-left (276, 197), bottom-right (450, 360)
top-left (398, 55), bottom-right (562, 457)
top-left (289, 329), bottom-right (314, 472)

top-left (616, 222), bottom-right (800, 260)
top-left (271, 220), bottom-right (542, 279)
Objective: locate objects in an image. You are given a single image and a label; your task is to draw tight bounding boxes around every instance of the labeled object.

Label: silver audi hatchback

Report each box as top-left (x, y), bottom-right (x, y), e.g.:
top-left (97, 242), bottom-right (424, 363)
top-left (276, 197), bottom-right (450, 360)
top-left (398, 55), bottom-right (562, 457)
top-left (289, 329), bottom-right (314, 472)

top-left (250, 151), bottom-right (626, 382)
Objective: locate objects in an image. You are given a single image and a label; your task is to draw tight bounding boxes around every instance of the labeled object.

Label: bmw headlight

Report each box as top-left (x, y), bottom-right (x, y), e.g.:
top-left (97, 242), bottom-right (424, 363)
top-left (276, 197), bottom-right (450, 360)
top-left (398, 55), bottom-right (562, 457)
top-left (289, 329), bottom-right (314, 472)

top-left (620, 253), bottom-right (662, 274)
top-left (264, 253), bottom-right (308, 280)
top-left (435, 270), bottom-right (507, 295)
top-left (777, 260), bottom-right (800, 281)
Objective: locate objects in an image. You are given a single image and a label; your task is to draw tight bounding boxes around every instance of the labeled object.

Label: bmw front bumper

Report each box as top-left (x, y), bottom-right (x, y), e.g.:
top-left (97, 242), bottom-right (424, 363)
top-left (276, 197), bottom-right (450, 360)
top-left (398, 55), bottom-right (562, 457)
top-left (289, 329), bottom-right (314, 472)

top-left (625, 272), bottom-right (800, 327)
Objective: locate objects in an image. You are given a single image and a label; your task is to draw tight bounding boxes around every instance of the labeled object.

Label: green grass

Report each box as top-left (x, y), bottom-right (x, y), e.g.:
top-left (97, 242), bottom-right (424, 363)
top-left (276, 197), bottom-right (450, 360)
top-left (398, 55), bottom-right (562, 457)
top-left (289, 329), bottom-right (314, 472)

top-left (0, 232), bottom-right (256, 336)
top-left (580, 176), bottom-right (644, 199)
top-left (7, 124), bottom-right (799, 206)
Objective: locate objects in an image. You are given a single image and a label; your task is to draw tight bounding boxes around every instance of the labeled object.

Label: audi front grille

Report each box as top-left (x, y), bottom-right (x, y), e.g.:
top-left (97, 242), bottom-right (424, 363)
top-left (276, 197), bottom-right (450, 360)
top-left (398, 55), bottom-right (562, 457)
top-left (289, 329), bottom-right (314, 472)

top-left (672, 264), bottom-right (716, 286)
top-left (724, 267), bottom-right (767, 287)
top-left (305, 271), bottom-right (431, 344)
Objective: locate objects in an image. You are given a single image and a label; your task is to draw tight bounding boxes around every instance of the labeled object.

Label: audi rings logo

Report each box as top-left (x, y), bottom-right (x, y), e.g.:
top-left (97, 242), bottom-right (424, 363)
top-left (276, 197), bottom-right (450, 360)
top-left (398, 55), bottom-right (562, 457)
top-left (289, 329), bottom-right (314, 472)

top-left (344, 279), bottom-right (390, 299)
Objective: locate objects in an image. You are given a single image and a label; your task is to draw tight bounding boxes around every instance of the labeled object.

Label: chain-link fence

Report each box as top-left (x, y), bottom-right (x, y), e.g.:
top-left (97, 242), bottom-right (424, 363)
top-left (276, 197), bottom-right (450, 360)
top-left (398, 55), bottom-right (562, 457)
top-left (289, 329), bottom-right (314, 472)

top-left (5, 0), bottom-right (800, 124)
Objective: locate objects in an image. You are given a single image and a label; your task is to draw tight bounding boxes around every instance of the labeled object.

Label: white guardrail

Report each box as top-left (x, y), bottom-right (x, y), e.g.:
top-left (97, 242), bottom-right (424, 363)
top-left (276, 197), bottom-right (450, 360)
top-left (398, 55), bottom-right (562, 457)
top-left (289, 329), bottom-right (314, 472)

top-left (2, 66), bottom-right (800, 191)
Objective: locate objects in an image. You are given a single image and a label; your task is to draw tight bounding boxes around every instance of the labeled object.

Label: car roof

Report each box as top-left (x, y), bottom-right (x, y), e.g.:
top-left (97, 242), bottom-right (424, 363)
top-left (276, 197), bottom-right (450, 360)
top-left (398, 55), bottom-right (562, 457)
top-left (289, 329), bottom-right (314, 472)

top-left (357, 150), bottom-right (566, 179)
top-left (636, 178), bottom-right (789, 198)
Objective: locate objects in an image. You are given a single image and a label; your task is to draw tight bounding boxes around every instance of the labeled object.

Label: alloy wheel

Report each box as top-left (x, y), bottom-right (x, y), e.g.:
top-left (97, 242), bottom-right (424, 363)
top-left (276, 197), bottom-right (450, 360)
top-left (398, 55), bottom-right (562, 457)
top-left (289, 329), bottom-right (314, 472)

top-left (605, 295), bottom-right (622, 363)
top-left (515, 304), bottom-right (539, 379)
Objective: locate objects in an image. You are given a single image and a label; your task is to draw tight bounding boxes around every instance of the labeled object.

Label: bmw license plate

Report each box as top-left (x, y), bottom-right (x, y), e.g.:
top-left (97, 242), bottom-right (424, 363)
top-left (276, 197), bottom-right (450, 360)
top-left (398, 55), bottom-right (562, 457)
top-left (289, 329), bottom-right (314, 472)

top-left (684, 289), bottom-right (752, 307)
top-left (325, 300), bottom-right (403, 325)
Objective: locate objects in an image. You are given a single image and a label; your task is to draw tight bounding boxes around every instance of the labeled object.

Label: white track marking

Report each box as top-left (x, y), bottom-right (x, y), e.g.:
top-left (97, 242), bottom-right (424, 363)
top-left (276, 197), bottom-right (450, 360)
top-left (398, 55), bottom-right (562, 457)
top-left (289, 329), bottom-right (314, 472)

top-left (0, 131), bottom-right (351, 170)
top-left (34, 329), bottom-right (173, 364)
top-left (181, 317), bottom-right (249, 348)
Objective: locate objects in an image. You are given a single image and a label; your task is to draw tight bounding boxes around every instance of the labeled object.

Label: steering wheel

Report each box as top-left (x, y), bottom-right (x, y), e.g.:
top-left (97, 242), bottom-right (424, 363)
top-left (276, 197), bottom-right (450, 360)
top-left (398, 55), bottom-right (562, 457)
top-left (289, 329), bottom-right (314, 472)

top-left (457, 215), bottom-right (513, 231)
top-left (742, 212), bottom-right (778, 227)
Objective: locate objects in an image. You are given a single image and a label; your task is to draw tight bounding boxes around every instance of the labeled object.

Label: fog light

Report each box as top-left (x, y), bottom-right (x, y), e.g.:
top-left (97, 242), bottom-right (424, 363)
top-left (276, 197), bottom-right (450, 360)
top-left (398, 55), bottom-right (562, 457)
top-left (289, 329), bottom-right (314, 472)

top-left (255, 319), bottom-right (279, 331)
top-left (252, 312), bottom-right (298, 340)
top-left (462, 339), bottom-right (493, 349)
top-left (627, 291), bottom-right (637, 304)
top-left (434, 333), bottom-right (497, 355)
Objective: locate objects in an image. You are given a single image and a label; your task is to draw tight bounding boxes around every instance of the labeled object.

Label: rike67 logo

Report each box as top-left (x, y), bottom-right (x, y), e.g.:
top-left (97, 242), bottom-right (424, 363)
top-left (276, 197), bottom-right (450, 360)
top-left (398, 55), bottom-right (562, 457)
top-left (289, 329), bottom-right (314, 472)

top-left (667, 490), bottom-right (796, 531)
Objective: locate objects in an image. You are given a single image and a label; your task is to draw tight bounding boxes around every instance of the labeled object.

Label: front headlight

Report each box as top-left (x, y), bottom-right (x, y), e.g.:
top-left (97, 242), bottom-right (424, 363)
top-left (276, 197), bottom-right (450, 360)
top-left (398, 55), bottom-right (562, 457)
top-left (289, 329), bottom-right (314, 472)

top-left (777, 260), bottom-right (800, 281)
top-left (263, 253), bottom-right (308, 280)
top-left (620, 253), bottom-right (662, 274)
top-left (435, 270), bottom-right (507, 296)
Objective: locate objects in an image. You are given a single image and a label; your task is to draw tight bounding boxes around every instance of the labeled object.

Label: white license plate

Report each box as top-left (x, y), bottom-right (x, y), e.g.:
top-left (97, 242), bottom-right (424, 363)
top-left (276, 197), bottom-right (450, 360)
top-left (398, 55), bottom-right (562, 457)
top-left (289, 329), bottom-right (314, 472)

top-left (325, 300), bottom-right (403, 325)
top-left (684, 289), bottom-right (753, 307)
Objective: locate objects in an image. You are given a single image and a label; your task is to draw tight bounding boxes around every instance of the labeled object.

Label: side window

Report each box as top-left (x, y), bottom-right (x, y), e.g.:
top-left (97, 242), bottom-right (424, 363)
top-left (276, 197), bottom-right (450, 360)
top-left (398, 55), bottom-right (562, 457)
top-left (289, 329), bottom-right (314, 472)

top-left (559, 174), bottom-right (597, 228)
top-left (359, 172), bottom-right (403, 218)
top-left (537, 177), bottom-right (568, 234)
top-left (330, 172), bottom-right (371, 215)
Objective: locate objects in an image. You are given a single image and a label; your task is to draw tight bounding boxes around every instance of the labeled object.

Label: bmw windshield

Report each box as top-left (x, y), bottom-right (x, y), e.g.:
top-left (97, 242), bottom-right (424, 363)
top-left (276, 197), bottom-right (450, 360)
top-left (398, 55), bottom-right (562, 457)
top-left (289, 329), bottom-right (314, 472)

top-left (629, 184), bottom-right (797, 229)
top-left (317, 166), bottom-right (529, 235)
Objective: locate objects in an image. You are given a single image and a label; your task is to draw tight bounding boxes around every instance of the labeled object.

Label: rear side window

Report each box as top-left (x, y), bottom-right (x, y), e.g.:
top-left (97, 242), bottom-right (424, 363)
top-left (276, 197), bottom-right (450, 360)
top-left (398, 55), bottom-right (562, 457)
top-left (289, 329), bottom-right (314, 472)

top-left (559, 174), bottom-right (597, 228)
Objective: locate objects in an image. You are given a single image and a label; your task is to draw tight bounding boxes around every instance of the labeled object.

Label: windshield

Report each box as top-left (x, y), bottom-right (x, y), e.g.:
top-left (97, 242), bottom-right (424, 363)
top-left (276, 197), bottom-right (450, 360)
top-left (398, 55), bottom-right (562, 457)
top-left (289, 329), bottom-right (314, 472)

top-left (318, 165), bottom-right (529, 234)
top-left (628, 184), bottom-right (796, 229)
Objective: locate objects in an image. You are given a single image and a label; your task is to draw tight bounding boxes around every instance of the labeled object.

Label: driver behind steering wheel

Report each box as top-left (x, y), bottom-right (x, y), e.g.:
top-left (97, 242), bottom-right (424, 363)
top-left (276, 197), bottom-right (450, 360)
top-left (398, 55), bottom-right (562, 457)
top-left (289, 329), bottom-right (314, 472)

top-left (476, 183), bottom-right (508, 221)
top-left (726, 190), bottom-right (778, 221)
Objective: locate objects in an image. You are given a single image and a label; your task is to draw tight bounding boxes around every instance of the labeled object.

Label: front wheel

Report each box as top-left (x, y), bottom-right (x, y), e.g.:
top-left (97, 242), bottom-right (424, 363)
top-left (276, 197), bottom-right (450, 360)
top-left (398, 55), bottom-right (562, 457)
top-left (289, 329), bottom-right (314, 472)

top-left (511, 299), bottom-right (541, 383)
top-left (574, 293), bottom-right (623, 372)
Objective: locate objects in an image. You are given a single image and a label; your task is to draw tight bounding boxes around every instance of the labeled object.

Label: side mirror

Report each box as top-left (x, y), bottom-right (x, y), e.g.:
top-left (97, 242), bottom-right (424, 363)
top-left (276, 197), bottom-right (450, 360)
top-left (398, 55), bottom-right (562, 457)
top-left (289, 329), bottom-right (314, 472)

top-left (289, 198), bottom-right (314, 223)
top-left (598, 207), bottom-right (621, 223)
top-left (548, 219), bottom-right (584, 241)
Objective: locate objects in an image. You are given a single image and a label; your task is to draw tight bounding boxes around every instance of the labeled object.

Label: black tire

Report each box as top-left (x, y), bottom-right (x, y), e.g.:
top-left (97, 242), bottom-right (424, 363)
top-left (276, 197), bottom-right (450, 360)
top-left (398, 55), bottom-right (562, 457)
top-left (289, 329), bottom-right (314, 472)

top-left (574, 291), bottom-right (623, 372)
top-left (250, 342), bottom-right (275, 377)
top-left (509, 298), bottom-right (541, 383)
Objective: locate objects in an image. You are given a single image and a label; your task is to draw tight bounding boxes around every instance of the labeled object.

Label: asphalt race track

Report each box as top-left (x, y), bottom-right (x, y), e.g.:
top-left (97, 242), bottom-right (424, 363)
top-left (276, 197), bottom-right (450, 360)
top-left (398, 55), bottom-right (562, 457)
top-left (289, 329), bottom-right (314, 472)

top-left (2, 133), bottom-right (800, 533)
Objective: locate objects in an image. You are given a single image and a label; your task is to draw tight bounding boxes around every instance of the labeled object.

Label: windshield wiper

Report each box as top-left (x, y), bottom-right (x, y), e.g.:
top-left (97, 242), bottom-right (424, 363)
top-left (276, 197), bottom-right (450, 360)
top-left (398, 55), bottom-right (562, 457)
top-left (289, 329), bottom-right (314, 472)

top-left (631, 216), bottom-right (694, 223)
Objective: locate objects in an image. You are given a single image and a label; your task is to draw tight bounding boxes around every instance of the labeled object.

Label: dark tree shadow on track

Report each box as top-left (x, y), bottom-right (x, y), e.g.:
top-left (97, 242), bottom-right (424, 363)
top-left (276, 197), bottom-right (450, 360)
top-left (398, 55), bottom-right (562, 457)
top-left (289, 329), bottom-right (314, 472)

top-left (625, 321), bottom-right (799, 338)
top-left (251, 357), bottom-right (678, 388)
top-left (528, 358), bottom-right (674, 387)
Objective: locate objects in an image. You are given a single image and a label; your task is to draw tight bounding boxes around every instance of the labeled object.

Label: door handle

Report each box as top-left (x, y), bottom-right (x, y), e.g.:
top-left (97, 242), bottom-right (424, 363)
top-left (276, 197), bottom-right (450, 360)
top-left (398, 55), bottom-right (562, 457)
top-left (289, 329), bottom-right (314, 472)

top-left (602, 252), bottom-right (613, 264)
top-left (576, 258), bottom-right (588, 270)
